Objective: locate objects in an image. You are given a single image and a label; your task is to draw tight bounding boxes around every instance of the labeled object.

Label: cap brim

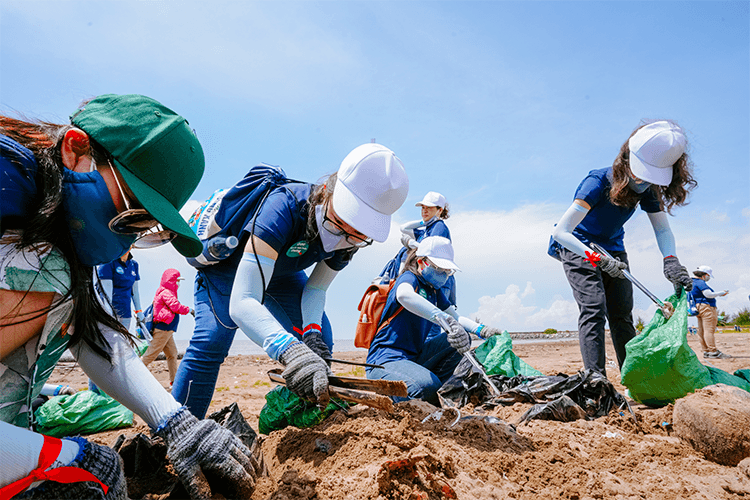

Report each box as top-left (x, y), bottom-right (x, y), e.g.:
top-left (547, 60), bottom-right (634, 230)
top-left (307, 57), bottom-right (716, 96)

top-left (332, 180), bottom-right (390, 242)
top-left (428, 256), bottom-right (460, 271)
top-left (629, 152), bottom-right (673, 186)
top-left (415, 202), bottom-right (439, 207)
top-left (116, 160), bottom-right (203, 257)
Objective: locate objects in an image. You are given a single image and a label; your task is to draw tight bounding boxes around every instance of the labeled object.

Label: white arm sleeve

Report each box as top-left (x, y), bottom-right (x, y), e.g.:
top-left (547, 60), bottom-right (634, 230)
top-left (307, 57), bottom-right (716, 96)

top-left (647, 211), bottom-right (677, 257)
top-left (396, 282), bottom-right (450, 324)
top-left (552, 202), bottom-right (592, 258)
top-left (702, 289), bottom-right (725, 299)
top-left (229, 252), bottom-right (297, 360)
top-left (300, 261), bottom-right (338, 328)
top-left (443, 305), bottom-right (482, 334)
top-left (399, 219), bottom-right (423, 239)
top-left (70, 324), bottom-right (181, 429)
top-left (131, 280), bottom-right (143, 313)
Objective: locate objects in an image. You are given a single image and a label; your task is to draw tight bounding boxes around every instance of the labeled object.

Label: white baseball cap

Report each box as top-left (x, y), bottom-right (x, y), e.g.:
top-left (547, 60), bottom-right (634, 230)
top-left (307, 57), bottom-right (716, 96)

top-left (628, 121), bottom-right (686, 186)
top-left (416, 236), bottom-right (460, 271)
top-left (332, 143), bottom-right (409, 243)
top-left (695, 265), bottom-right (714, 279)
top-left (415, 191), bottom-right (447, 209)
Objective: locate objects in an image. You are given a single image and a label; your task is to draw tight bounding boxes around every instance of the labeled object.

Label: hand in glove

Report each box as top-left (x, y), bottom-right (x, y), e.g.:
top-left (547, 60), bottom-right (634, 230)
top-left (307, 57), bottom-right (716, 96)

top-left (586, 250), bottom-right (627, 279)
top-left (478, 325), bottom-right (503, 339)
top-left (13, 438), bottom-right (127, 500)
top-left (278, 341), bottom-right (330, 404)
top-left (189, 308), bottom-right (196, 318)
top-left (154, 407), bottom-right (261, 500)
top-left (400, 233), bottom-right (418, 249)
top-left (663, 256), bottom-right (693, 295)
top-left (443, 315), bottom-right (471, 354)
top-left (299, 325), bottom-right (333, 364)
top-left (136, 311), bottom-right (145, 323)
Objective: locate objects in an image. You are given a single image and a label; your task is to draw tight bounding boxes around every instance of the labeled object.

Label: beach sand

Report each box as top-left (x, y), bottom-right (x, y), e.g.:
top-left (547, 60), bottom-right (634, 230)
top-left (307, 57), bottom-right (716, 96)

top-left (46, 329), bottom-right (750, 499)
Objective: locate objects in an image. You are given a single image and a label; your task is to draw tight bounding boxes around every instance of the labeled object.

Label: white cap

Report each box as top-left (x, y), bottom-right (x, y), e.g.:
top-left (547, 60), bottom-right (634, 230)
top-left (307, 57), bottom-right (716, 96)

top-left (695, 265), bottom-right (714, 279)
top-left (332, 143), bottom-right (409, 243)
top-left (628, 121), bottom-right (686, 186)
top-left (415, 191), bottom-right (447, 209)
top-left (416, 236), bottom-right (460, 271)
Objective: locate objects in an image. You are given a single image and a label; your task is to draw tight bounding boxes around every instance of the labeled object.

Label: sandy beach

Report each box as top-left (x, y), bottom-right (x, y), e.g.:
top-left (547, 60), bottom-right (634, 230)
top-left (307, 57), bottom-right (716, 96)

top-left (46, 328), bottom-right (750, 499)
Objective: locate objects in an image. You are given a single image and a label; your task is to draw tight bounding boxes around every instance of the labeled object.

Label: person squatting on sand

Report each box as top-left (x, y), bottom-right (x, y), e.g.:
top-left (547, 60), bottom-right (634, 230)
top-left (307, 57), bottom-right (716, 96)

top-left (549, 120), bottom-right (696, 377)
top-left (141, 268), bottom-right (194, 386)
top-left (172, 143), bottom-right (409, 417)
top-left (0, 94), bottom-right (259, 499)
top-left (366, 236), bottom-right (501, 406)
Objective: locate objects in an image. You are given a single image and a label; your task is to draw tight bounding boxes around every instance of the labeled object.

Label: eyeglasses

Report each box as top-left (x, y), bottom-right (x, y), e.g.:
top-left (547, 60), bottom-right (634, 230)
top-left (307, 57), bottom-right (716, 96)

top-left (105, 159), bottom-right (177, 248)
top-left (321, 203), bottom-right (373, 248)
top-left (423, 258), bottom-right (456, 276)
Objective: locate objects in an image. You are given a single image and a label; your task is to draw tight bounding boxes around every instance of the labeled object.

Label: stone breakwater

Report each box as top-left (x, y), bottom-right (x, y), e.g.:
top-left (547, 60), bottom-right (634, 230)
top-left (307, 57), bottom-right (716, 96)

top-left (508, 331), bottom-right (578, 340)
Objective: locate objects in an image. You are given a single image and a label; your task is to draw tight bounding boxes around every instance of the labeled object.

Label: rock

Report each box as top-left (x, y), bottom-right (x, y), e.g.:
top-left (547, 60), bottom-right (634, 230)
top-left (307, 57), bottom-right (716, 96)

top-left (673, 384), bottom-right (750, 466)
top-left (739, 457), bottom-right (750, 478)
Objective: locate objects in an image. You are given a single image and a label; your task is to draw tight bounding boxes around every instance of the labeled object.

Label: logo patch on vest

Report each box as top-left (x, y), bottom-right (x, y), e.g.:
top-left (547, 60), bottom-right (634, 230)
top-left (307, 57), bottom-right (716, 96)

top-left (286, 241), bottom-right (309, 257)
top-left (419, 288), bottom-right (428, 299)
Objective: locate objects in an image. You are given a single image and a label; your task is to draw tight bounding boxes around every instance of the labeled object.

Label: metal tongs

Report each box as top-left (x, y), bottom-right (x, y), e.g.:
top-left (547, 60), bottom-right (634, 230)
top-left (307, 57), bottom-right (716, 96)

top-left (590, 243), bottom-right (674, 320)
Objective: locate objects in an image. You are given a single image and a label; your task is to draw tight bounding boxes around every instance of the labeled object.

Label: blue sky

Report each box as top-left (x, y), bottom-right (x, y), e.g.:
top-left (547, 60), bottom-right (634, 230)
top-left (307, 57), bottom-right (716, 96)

top-left (2, 1), bottom-right (748, 341)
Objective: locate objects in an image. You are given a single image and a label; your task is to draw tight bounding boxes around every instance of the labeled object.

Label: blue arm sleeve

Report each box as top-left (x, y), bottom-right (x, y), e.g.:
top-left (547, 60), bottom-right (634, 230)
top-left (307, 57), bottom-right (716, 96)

top-left (552, 202), bottom-right (592, 258)
top-left (229, 252), bottom-right (297, 360)
top-left (647, 211), bottom-right (677, 257)
top-left (131, 280), bottom-right (142, 313)
top-left (300, 261), bottom-right (338, 328)
top-left (396, 282), bottom-right (452, 325)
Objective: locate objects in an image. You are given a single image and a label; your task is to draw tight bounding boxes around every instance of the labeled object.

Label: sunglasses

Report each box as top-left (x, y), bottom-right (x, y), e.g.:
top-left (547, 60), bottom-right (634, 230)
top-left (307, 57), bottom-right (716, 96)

top-left (105, 159), bottom-right (178, 249)
top-left (321, 203), bottom-right (373, 248)
top-left (423, 258), bottom-right (456, 276)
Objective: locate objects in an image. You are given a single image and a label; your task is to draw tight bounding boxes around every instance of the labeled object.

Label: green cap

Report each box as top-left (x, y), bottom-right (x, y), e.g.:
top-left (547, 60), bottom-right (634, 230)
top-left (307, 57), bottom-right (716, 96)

top-left (71, 94), bottom-right (205, 257)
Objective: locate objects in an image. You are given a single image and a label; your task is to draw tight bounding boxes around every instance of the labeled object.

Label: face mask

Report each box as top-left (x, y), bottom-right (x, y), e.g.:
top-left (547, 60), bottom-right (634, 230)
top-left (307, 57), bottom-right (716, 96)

top-left (421, 265), bottom-right (449, 289)
top-left (315, 205), bottom-right (355, 253)
top-left (628, 177), bottom-right (651, 194)
top-left (61, 167), bottom-right (138, 267)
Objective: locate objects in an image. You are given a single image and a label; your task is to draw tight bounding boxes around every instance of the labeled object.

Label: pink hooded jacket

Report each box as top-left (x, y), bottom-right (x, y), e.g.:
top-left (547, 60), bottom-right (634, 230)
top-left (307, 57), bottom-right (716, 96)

top-left (153, 268), bottom-right (191, 325)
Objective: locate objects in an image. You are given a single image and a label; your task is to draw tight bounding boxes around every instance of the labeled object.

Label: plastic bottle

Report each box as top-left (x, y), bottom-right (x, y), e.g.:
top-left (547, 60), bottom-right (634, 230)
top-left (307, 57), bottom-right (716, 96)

top-left (187, 235), bottom-right (239, 268)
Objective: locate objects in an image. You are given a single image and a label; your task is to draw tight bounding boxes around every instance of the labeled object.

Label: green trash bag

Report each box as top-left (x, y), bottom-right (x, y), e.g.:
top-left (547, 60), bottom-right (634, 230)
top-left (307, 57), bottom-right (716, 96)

top-left (35, 390), bottom-right (134, 437)
top-left (258, 386), bottom-right (345, 435)
top-left (621, 292), bottom-right (750, 407)
top-left (474, 331), bottom-right (543, 377)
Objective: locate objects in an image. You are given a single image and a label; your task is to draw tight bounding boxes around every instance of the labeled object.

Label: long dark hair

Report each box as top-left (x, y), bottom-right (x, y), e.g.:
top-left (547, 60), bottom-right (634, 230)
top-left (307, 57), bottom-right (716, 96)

top-left (609, 120), bottom-right (697, 214)
top-left (1, 115), bottom-right (130, 362)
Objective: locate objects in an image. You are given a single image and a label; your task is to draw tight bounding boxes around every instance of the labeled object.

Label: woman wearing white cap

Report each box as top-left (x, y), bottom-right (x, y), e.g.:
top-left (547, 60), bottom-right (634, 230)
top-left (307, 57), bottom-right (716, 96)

top-left (549, 120), bottom-right (697, 377)
top-left (172, 144), bottom-right (409, 418)
top-left (366, 236), bottom-right (500, 406)
top-left (689, 266), bottom-right (729, 358)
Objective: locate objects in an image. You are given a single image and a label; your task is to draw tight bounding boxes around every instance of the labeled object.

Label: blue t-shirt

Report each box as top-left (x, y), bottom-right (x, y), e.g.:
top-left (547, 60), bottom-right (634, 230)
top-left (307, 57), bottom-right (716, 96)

top-left (97, 258), bottom-right (140, 319)
top-left (413, 219), bottom-right (451, 242)
top-left (570, 167), bottom-right (661, 253)
top-left (366, 271), bottom-right (451, 366)
top-left (0, 136), bottom-right (39, 236)
top-left (204, 182), bottom-right (354, 292)
top-left (690, 278), bottom-right (716, 307)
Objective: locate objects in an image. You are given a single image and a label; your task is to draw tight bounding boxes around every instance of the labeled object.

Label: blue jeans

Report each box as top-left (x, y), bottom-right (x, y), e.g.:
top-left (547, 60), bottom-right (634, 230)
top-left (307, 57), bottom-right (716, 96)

top-left (172, 269), bottom-right (333, 418)
top-left (366, 331), bottom-right (462, 407)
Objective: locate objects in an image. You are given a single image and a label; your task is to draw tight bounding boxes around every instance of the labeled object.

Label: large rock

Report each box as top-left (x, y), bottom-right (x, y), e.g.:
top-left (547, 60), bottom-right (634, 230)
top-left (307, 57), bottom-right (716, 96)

top-left (673, 384), bottom-right (750, 466)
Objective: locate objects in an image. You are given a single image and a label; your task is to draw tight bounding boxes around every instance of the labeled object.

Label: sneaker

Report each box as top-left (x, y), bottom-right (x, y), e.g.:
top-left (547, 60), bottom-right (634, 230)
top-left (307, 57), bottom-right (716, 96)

top-left (704, 351), bottom-right (731, 359)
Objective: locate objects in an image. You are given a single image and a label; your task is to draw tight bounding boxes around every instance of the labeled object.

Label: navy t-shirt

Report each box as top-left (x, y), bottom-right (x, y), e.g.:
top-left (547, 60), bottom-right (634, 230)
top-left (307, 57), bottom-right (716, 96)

top-left (570, 167), bottom-right (661, 252)
top-left (0, 136), bottom-right (39, 236)
top-left (413, 219), bottom-right (451, 241)
top-left (97, 258), bottom-right (140, 319)
top-left (204, 182), bottom-right (355, 291)
top-left (690, 278), bottom-right (716, 307)
top-left (366, 271), bottom-right (451, 366)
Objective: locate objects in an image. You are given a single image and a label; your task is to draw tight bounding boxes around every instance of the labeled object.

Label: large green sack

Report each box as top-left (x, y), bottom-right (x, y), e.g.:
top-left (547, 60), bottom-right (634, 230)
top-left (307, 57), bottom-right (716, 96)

top-left (474, 331), bottom-right (543, 377)
top-left (35, 390), bottom-right (134, 437)
top-left (258, 386), bottom-right (344, 435)
top-left (621, 292), bottom-right (750, 407)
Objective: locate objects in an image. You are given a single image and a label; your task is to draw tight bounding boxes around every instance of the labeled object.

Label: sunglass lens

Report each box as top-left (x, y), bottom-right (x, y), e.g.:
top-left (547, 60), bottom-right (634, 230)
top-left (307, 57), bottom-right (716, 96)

top-left (110, 210), bottom-right (159, 234)
top-left (132, 229), bottom-right (177, 249)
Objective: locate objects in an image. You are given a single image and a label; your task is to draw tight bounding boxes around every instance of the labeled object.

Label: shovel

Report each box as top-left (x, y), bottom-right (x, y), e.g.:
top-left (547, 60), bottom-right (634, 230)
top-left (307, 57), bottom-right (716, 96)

top-left (590, 243), bottom-right (674, 320)
top-left (436, 316), bottom-right (503, 397)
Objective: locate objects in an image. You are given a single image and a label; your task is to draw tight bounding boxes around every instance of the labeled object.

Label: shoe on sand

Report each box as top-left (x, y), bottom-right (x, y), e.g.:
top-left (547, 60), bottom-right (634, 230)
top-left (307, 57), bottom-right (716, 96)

top-left (704, 350), bottom-right (730, 359)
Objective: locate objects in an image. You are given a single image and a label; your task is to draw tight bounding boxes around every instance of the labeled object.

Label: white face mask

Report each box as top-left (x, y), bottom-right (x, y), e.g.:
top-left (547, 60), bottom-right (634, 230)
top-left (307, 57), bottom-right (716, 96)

top-left (315, 205), bottom-right (355, 253)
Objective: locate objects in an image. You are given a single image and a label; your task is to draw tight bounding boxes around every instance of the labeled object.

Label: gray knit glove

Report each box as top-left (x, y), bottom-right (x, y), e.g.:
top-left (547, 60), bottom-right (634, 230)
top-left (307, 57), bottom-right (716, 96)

top-left (663, 256), bottom-right (693, 295)
top-left (478, 325), bottom-right (503, 339)
top-left (444, 315), bottom-right (471, 354)
top-left (16, 438), bottom-right (127, 500)
top-left (279, 341), bottom-right (330, 404)
top-left (597, 252), bottom-right (627, 279)
top-left (154, 407), bottom-right (260, 500)
top-left (302, 329), bottom-right (333, 364)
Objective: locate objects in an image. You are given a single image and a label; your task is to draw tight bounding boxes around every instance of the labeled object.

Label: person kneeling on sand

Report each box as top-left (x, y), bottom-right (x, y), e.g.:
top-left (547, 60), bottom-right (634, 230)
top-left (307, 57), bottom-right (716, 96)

top-left (142, 268), bottom-right (194, 387)
top-left (366, 236), bottom-right (501, 406)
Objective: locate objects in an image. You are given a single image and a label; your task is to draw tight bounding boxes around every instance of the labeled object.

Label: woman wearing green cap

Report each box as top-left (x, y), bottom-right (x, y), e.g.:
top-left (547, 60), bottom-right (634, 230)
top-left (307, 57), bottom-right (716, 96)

top-left (0, 95), bottom-right (260, 500)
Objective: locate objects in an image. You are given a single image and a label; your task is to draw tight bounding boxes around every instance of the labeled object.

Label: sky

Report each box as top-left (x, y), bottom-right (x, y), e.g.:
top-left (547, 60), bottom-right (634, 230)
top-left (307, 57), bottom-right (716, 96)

top-left (2, 1), bottom-right (748, 342)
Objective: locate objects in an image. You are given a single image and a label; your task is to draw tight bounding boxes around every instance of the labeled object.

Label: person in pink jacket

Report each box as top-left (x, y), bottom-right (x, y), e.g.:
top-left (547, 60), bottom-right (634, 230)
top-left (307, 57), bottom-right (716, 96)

top-left (142, 268), bottom-right (194, 385)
